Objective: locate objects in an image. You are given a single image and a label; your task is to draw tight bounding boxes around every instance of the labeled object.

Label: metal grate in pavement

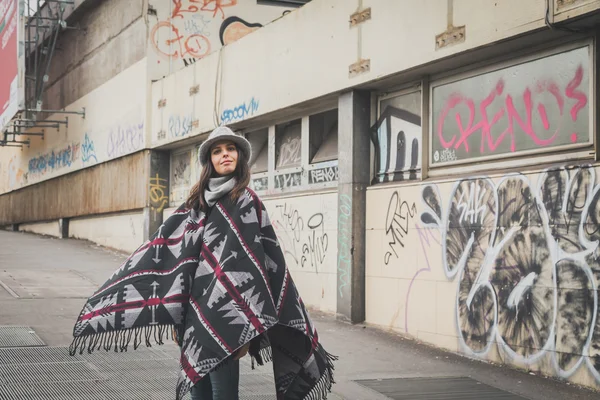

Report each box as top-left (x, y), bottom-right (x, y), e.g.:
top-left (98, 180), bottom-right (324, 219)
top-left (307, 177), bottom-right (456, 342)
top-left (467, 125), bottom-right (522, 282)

top-left (0, 345), bottom-right (277, 399)
top-left (0, 346), bottom-right (73, 364)
top-left (355, 376), bottom-right (527, 399)
top-left (0, 326), bottom-right (45, 347)
top-left (0, 361), bottom-right (104, 384)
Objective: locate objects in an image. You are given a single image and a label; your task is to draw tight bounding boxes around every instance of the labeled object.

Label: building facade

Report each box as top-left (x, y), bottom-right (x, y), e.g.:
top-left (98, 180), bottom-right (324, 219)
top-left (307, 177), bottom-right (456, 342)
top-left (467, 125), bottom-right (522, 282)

top-left (2, 0), bottom-right (600, 391)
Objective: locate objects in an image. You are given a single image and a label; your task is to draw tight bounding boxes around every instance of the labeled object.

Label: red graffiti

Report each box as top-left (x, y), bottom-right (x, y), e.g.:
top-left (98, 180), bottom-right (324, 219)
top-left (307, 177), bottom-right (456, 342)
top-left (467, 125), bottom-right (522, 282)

top-left (438, 65), bottom-right (587, 154)
top-left (151, 21), bottom-right (211, 60)
top-left (172, 0), bottom-right (237, 19)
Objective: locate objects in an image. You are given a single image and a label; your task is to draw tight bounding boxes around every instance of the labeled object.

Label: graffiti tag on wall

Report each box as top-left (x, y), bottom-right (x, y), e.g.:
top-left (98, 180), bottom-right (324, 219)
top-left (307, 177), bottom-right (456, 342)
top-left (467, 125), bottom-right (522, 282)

top-left (384, 191), bottom-right (417, 265)
top-left (419, 165), bottom-right (600, 381)
top-left (371, 106), bottom-right (421, 183)
top-left (106, 121), bottom-right (145, 158)
top-left (220, 97), bottom-right (259, 124)
top-left (28, 143), bottom-right (81, 177)
top-left (272, 202), bottom-right (329, 273)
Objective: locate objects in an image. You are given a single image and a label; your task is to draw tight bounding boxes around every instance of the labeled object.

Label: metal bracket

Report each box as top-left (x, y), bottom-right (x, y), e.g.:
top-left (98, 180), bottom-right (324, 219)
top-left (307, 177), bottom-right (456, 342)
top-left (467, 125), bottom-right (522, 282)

top-left (350, 7), bottom-right (371, 27)
top-left (349, 58), bottom-right (370, 77)
top-left (435, 25), bottom-right (465, 49)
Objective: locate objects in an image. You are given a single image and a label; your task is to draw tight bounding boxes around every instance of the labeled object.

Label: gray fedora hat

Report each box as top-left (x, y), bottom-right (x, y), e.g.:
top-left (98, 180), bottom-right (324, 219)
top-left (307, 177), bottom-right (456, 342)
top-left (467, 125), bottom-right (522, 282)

top-left (198, 126), bottom-right (252, 167)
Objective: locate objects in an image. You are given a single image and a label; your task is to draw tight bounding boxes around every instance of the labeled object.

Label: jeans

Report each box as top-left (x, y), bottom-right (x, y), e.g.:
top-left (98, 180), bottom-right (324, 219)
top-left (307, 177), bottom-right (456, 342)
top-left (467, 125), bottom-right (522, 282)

top-left (190, 359), bottom-right (240, 400)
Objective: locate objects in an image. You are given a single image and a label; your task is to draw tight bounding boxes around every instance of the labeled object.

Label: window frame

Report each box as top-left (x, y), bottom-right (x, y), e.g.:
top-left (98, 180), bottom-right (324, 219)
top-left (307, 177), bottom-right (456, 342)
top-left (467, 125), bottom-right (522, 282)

top-left (427, 37), bottom-right (596, 176)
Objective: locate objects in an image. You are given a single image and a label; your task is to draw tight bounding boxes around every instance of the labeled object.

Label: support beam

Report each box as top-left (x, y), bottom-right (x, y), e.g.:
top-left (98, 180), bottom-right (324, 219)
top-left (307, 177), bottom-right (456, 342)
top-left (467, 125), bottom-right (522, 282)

top-left (336, 90), bottom-right (370, 324)
top-left (144, 150), bottom-right (170, 240)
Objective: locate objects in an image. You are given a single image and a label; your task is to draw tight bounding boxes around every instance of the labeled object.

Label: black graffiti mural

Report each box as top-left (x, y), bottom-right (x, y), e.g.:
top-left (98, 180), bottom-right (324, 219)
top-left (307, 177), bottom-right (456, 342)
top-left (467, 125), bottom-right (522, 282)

top-left (371, 106), bottom-right (421, 183)
top-left (420, 165), bottom-right (600, 381)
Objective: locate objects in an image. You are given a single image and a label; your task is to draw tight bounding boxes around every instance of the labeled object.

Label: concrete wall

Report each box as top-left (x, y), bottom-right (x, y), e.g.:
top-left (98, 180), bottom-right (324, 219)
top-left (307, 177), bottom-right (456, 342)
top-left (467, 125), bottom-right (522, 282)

top-left (0, 151), bottom-right (149, 226)
top-left (43, 0), bottom-right (147, 111)
top-left (69, 210), bottom-right (146, 253)
top-left (148, 0), bottom-right (294, 80)
top-left (264, 191), bottom-right (338, 312)
top-left (19, 220), bottom-right (61, 238)
top-left (365, 163), bottom-right (600, 389)
top-left (0, 59), bottom-right (148, 194)
top-left (150, 0), bottom-right (600, 141)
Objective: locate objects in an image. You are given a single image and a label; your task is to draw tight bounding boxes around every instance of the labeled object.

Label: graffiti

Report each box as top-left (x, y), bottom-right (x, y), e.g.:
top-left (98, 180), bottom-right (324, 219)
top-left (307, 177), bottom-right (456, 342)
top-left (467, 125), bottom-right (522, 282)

top-left (151, 20), bottom-right (211, 61)
top-left (436, 148), bottom-right (457, 163)
top-left (184, 15), bottom-right (211, 35)
top-left (273, 203), bottom-right (329, 272)
top-left (337, 193), bottom-right (352, 298)
top-left (274, 172), bottom-right (301, 189)
top-left (277, 135), bottom-right (301, 168)
top-left (149, 173), bottom-right (169, 215)
top-left (420, 164), bottom-right (600, 381)
top-left (309, 166), bottom-right (338, 184)
top-left (173, 0), bottom-right (237, 19)
top-left (384, 192), bottom-right (417, 265)
top-left (81, 133), bottom-right (98, 164)
top-left (433, 46), bottom-right (590, 164)
top-left (7, 155), bottom-right (25, 190)
top-left (220, 97), bottom-right (259, 124)
top-left (252, 177), bottom-right (268, 191)
top-left (106, 121), bottom-right (144, 158)
top-left (371, 106), bottom-right (421, 183)
top-left (437, 68), bottom-right (587, 154)
top-left (219, 16), bottom-right (262, 45)
top-left (28, 143), bottom-right (81, 176)
top-left (169, 114), bottom-right (193, 138)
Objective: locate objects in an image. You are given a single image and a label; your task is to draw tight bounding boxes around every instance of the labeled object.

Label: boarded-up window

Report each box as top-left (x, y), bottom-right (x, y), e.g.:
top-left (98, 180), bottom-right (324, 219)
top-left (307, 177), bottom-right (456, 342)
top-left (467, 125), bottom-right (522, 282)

top-left (170, 150), bottom-right (192, 203)
top-left (430, 45), bottom-right (591, 166)
top-left (372, 91), bottom-right (422, 183)
top-left (275, 119), bottom-right (301, 169)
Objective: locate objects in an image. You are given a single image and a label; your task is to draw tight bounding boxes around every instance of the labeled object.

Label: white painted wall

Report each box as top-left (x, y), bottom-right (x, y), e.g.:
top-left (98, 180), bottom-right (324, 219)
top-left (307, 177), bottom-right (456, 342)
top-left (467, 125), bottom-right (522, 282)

top-left (69, 210), bottom-right (145, 253)
top-left (0, 58), bottom-right (148, 194)
top-left (365, 164), bottom-right (600, 390)
top-left (264, 191), bottom-right (338, 312)
top-left (19, 220), bottom-right (61, 238)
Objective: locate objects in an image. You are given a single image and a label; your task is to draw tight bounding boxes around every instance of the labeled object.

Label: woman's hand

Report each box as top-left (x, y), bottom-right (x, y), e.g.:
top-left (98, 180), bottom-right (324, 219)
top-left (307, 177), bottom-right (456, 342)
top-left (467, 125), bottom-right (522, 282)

top-left (233, 342), bottom-right (251, 360)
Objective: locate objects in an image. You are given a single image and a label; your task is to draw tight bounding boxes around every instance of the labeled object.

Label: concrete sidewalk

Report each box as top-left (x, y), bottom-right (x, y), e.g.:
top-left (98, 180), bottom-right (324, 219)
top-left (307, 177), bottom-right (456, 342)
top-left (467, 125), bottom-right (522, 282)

top-left (0, 230), bottom-right (598, 400)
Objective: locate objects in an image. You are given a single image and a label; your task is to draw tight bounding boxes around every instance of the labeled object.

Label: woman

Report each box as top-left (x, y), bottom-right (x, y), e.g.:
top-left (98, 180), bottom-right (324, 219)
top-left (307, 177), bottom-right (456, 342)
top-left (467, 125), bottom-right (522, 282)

top-left (70, 126), bottom-right (336, 400)
top-left (185, 127), bottom-right (254, 400)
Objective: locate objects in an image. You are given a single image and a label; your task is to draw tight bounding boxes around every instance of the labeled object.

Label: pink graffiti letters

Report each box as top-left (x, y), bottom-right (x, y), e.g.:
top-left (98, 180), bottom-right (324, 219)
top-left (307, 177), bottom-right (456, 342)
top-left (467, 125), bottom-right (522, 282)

top-left (437, 65), bottom-right (588, 156)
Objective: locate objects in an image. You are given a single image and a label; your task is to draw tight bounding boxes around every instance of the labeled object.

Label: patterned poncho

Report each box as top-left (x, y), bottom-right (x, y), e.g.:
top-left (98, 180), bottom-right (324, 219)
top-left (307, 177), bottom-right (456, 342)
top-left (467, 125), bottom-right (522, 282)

top-left (70, 188), bottom-right (336, 399)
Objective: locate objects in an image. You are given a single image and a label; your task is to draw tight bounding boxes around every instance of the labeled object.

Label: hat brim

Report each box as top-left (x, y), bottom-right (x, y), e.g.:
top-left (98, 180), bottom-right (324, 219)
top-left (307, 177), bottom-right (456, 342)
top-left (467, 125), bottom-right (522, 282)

top-left (198, 133), bottom-right (252, 167)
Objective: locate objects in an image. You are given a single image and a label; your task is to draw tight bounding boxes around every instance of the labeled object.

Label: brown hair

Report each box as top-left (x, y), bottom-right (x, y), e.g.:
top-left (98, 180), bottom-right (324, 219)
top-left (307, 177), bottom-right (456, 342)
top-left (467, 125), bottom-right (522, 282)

top-left (185, 143), bottom-right (251, 212)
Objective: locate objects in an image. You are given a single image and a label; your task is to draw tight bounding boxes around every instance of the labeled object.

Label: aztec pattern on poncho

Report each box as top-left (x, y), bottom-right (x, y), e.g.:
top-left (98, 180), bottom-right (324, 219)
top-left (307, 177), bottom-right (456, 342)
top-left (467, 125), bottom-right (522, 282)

top-left (70, 188), bottom-right (336, 400)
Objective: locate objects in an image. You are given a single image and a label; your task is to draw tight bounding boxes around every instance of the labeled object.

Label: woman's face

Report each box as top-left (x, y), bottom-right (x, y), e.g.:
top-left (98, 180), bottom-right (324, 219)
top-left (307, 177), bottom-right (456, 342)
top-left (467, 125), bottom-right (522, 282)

top-left (210, 140), bottom-right (238, 176)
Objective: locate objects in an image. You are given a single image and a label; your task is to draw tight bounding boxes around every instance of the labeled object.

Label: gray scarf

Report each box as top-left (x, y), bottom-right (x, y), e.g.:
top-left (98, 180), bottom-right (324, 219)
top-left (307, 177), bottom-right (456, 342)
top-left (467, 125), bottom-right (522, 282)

top-left (204, 175), bottom-right (237, 207)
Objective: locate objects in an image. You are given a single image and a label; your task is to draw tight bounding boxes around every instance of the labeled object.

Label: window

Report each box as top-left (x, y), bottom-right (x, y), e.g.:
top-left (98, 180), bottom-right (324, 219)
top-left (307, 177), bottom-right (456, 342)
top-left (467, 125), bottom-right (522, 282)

top-left (170, 150), bottom-right (192, 204)
top-left (430, 43), bottom-right (592, 168)
top-left (246, 128), bottom-right (268, 173)
top-left (275, 119), bottom-right (302, 170)
top-left (372, 90), bottom-right (422, 183)
top-left (309, 109), bottom-right (338, 164)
